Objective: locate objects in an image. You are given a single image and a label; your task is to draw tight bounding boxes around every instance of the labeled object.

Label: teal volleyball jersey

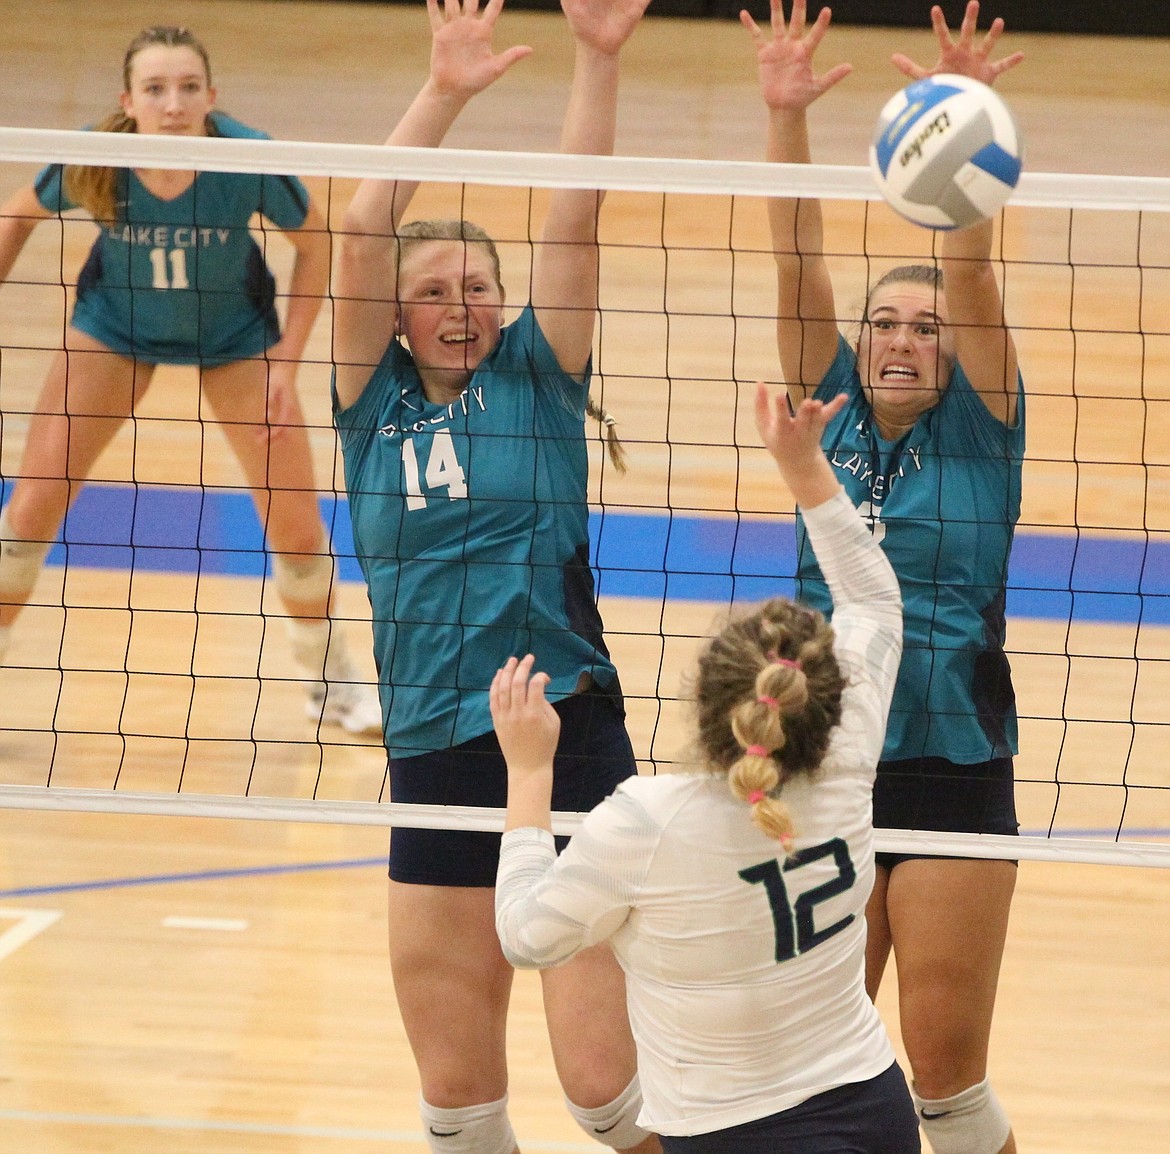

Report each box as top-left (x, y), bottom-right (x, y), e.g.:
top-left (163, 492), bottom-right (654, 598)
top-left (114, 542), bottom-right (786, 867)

top-left (334, 306), bottom-right (619, 759)
top-left (798, 336), bottom-right (1024, 763)
top-left (34, 112), bottom-right (310, 365)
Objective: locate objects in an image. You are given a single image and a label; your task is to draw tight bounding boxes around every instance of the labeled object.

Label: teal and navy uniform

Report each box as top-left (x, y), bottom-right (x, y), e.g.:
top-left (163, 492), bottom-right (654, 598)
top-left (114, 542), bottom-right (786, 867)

top-left (334, 305), bottom-right (620, 762)
top-left (34, 111), bottom-right (310, 366)
top-left (798, 335), bottom-right (1024, 768)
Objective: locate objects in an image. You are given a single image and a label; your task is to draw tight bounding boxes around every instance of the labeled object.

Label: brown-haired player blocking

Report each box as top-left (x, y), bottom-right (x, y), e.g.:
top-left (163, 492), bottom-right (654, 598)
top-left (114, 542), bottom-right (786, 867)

top-left (745, 3), bottom-right (1026, 1151)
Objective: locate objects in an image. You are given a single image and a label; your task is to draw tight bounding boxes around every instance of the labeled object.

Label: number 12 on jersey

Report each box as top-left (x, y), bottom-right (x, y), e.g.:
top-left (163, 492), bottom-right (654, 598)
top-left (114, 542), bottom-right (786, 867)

top-left (739, 837), bottom-right (857, 963)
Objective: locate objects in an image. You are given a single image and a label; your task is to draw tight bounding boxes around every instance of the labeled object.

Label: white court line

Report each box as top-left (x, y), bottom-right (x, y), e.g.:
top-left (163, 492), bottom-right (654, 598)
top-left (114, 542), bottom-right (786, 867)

top-left (0, 1109), bottom-right (597, 1149)
top-left (0, 908), bottom-right (63, 960)
top-left (162, 916), bottom-right (249, 932)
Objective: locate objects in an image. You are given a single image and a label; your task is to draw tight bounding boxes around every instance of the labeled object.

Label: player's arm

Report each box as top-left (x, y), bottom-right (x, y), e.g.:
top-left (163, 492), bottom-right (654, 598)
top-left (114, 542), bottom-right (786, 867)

top-left (492, 659), bottom-right (640, 969)
top-left (891, 2), bottom-right (1025, 425)
top-left (940, 219), bottom-right (1018, 425)
top-left (260, 198), bottom-right (331, 433)
top-left (491, 654), bottom-right (559, 834)
top-left (333, 0), bottom-right (532, 409)
top-left (742, 0), bottom-right (851, 402)
top-left (0, 185), bottom-right (52, 284)
top-left (756, 385), bottom-right (903, 736)
top-left (530, 0), bottom-right (648, 381)
top-left (270, 198), bottom-right (330, 369)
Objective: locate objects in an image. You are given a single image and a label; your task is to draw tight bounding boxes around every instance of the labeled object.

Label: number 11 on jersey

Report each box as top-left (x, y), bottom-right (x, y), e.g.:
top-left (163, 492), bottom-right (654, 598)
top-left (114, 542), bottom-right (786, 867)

top-left (148, 246), bottom-right (189, 290)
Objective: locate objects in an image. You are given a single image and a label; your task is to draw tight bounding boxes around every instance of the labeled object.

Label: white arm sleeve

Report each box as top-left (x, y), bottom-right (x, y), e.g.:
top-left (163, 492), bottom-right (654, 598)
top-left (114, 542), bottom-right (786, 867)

top-left (495, 784), bottom-right (658, 969)
top-left (801, 489), bottom-right (904, 768)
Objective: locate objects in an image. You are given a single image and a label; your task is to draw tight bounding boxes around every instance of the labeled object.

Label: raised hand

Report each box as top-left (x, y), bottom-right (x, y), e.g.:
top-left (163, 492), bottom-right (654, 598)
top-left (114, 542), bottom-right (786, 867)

top-left (561, 0), bottom-right (651, 58)
top-left (490, 655), bottom-right (561, 777)
top-left (755, 385), bottom-right (847, 507)
top-left (892, 1), bottom-right (1024, 87)
top-left (427, 0), bottom-right (533, 99)
top-left (741, 0), bottom-right (852, 113)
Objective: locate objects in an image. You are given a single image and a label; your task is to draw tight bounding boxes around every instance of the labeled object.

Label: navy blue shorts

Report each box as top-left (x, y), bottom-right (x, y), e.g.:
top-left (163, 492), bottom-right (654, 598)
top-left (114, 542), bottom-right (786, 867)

top-left (874, 755), bottom-right (1018, 872)
top-left (388, 684), bottom-right (636, 887)
top-left (659, 1062), bottom-right (919, 1154)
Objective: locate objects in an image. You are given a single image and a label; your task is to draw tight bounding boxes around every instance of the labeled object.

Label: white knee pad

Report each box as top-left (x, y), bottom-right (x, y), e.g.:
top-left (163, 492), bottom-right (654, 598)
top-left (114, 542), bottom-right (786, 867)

top-left (419, 1093), bottom-right (516, 1154)
top-left (0, 510), bottom-right (51, 600)
top-left (913, 1076), bottom-right (1011, 1154)
top-left (565, 1074), bottom-right (651, 1150)
top-left (271, 551), bottom-right (334, 607)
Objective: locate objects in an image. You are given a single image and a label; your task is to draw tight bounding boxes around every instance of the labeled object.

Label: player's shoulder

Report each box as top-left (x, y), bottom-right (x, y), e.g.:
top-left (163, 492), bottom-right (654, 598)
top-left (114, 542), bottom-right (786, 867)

top-left (208, 111), bottom-right (271, 141)
top-left (611, 769), bottom-right (714, 815)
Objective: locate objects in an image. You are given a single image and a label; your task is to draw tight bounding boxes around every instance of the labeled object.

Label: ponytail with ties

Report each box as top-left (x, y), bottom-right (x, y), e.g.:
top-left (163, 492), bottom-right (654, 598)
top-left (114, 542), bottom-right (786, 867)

top-left (692, 598), bottom-right (846, 852)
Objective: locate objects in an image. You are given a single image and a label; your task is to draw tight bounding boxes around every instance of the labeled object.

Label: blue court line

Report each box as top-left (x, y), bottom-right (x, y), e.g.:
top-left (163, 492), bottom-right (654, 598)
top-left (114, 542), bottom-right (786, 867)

top-left (3, 828), bottom-right (1167, 900)
top-left (0, 856), bottom-right (384, 899)
top-left (2, 481), bottom-right (1168, 625)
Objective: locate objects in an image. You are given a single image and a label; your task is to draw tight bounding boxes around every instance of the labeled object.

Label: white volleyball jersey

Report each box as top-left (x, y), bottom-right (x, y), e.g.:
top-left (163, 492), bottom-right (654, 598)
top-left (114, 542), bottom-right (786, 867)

top-left (496, 489), bottom-right (904, 1137)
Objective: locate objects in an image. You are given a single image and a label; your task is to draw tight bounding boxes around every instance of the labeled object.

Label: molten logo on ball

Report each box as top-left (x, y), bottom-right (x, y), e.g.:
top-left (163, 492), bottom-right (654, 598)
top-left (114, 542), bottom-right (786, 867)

top-left (870, 74), bottom-right (1023, 231)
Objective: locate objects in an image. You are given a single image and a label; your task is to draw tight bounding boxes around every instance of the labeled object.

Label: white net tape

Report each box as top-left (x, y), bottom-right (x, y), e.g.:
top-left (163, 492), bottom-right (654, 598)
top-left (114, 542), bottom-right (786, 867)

top-left (3, 127), bottom-right (1170, 209)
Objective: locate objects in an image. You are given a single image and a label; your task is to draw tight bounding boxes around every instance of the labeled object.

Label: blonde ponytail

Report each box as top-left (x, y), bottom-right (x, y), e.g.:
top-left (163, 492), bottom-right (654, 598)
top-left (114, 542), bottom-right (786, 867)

top-left (585, 395), bottom-right (626, 473)
top-left (62, 111), bottom-right (136, 223)
top-left (692, 596), bottom-right (847, 853)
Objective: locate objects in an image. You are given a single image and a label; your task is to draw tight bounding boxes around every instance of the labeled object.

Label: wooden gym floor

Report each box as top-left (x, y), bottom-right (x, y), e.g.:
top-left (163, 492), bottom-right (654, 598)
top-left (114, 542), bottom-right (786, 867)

top-left (0, 2), bottom-right (1168, 1151)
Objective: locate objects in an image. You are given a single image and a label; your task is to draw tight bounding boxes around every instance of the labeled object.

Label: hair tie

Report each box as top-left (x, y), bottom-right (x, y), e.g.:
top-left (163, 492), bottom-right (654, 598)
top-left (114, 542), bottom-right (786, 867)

top-left (756, 694), bottom-right (780, 709)
top-left (765, 650), bottom-right (802, 671)
top-left (747, 789), bottom-right (767, 805)
top-left (779, 833), bottom-right (795, 853)
top-left (745, 744), bottom-right (770, 759)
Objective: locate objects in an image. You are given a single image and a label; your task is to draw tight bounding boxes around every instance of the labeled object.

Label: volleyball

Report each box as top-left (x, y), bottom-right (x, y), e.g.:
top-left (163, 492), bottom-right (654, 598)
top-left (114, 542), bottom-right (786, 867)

top-left (869, 73), bottom-right (1023, 230)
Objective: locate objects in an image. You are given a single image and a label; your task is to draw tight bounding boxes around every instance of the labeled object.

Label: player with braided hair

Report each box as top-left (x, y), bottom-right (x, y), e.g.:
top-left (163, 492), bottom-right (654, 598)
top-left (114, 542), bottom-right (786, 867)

top-left (493, 387), bottom-right (918, 1154)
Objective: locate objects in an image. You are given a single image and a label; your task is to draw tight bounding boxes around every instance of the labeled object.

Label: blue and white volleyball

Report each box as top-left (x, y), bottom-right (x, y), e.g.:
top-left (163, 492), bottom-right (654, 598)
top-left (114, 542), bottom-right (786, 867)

top-left (869, 73), bottom-right (1023, 230)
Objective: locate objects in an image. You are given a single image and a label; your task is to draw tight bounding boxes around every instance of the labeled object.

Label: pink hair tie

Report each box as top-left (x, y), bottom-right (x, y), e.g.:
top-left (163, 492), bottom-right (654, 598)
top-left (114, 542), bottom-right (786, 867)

top-left (765, 650), bottom-right (802, 671)
top-left (747, 789), bottom-right (767, 805)
top-left (745, 744), bottom-right (770, 759)
top-left (757, 694), bottom-right (780, 709)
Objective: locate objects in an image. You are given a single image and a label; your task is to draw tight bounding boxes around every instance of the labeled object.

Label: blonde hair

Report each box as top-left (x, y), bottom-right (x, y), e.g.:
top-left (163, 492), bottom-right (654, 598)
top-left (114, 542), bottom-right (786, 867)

top-left (397, 218), bottom-right (626, 473)
top-left (691, 597), bottom-right (845, 850)
top-left (63, 26), bottom-right (215, 222)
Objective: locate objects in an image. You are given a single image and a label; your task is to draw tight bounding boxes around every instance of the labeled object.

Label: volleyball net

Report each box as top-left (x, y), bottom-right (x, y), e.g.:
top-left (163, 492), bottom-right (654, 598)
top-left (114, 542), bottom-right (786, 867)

top-left (0, 126), bottom-right (1167, 867)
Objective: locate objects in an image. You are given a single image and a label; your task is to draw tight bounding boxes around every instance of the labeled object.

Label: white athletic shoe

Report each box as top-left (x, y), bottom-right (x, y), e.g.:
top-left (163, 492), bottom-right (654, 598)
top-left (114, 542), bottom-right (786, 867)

top-left (306, 679), bottom-right (384, 737)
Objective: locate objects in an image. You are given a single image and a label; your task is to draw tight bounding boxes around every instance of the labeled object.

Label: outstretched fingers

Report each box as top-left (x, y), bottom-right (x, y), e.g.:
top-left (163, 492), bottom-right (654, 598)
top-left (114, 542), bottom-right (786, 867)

top-left (892, 1), bottom-right (1023, 85)
top-left (756, 385), bottom-right (846, 457)
top-left (745, 0), bottom-right (851, 111)
top-left (428, 0), bottom-right (534, 95)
